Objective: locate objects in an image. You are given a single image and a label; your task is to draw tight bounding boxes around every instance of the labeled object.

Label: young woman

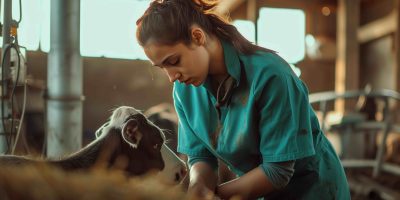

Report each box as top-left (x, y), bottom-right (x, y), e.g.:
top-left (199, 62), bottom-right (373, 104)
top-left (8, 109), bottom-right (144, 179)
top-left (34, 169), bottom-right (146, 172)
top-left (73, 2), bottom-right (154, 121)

top-left (136, 0), bottom-right (350, 199)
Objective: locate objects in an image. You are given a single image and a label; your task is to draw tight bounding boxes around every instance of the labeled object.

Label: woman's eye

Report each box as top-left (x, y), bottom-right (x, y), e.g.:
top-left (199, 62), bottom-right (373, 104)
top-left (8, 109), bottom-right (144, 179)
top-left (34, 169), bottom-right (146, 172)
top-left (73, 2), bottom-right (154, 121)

top-left (169, 57), bottom-right (179, 65)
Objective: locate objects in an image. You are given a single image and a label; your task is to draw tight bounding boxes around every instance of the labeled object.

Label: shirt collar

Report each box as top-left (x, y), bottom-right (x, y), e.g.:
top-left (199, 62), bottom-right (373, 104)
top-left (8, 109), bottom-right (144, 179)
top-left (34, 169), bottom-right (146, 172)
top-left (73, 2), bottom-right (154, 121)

top-left (203, 40), bottom-right (242, 90)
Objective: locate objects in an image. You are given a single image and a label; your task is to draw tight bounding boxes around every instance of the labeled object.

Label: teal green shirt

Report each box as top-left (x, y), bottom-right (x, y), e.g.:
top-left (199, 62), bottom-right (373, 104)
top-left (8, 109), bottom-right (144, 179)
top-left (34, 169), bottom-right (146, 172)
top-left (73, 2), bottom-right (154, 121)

top-left (173, 41), bottom-right (350, 199)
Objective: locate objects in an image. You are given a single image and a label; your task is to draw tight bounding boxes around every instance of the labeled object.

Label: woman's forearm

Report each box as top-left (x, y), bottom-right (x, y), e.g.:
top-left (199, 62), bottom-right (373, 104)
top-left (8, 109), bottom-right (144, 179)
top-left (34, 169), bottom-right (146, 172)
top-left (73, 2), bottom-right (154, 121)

top-left (217, 166), bottom-right (275, 200)
top-left (188, 162), bottom-right (218, 197)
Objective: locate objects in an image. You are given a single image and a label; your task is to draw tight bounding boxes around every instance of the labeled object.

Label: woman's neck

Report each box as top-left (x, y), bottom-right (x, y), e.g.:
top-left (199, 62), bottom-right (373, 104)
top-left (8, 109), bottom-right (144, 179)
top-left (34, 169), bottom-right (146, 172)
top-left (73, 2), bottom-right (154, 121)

top-left (207, 37), bottom-right (228, 83)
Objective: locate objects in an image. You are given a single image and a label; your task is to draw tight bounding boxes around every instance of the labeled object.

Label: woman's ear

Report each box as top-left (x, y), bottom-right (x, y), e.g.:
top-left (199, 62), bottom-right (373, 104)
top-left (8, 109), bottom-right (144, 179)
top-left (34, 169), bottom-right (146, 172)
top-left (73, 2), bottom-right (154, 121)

top-left (191, 27), bottom-right (206, 46)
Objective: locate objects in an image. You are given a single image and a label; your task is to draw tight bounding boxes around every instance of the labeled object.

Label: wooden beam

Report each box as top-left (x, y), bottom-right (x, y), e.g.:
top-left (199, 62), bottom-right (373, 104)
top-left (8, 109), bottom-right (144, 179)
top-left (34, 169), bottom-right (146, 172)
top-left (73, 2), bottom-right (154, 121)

top-left (358, 11), bottom-right (396, 43)
top-left (395, 0), bottom-right (400, 93)
top-left (216, 0), bottom-right (247, 15)
top-left (335, 0), bottom-right (360, 113)
top-left (246, 0), bottom-right (257, 22)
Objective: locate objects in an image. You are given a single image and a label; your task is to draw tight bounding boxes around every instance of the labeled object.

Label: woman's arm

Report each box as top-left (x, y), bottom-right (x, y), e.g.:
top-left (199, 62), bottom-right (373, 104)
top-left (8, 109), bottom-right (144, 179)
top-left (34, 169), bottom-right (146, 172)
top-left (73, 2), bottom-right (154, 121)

top-left (188, 161), bottom-right (219, 198)
top-left (216, 166), bottom-right (275, 200)
top-left (217, 160), bottom-right (295, 200)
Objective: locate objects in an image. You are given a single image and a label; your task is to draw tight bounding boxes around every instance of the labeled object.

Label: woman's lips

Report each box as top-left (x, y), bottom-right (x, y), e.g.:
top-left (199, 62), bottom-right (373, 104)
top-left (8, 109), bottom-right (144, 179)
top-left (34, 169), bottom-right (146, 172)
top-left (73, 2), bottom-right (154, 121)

top-left (178, 77), bottom-right (198, 85)
top-left (180, 78), bottom-right (191, 84)
top-left (184, 79), bottom-right (192, 85)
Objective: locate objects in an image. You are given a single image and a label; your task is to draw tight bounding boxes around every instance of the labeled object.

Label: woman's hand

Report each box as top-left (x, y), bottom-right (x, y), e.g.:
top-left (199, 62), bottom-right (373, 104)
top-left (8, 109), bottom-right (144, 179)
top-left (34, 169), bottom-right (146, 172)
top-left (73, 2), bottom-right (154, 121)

top-left (188, 181), bottom-right (219, 200)
top-left (217, 166), bottom-right (275, 200)
top-left (187, 162), bottom-right (219, 200)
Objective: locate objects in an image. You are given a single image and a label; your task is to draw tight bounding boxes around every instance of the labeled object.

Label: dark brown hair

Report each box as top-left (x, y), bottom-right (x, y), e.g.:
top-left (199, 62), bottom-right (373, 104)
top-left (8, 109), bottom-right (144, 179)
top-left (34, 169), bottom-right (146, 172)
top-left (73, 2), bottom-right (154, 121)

top-left (136, 0), bottom-right (273, 55)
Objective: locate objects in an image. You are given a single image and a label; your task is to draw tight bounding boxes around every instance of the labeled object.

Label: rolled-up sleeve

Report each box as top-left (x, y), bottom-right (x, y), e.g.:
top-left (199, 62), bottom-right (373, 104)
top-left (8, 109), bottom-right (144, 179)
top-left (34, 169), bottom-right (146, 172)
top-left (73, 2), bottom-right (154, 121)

top-left (261, 161), bottom-right (295, 189)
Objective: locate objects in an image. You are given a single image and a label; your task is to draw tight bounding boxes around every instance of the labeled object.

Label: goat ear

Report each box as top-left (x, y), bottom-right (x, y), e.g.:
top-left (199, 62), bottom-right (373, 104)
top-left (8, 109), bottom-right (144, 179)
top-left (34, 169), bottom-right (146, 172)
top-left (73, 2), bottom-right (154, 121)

top-left (122, 119), bottom-right (142, 149)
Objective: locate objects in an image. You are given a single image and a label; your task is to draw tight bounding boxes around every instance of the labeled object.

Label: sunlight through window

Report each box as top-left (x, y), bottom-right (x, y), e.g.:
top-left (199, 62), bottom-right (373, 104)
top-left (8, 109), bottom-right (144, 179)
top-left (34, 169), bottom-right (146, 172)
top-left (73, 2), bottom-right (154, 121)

top-left (7, 0), bottom-right (149, 59)
top-left (40, 0), bottom-right (50, 52)
top-left (233, 20), bottom-right (255, 43)
top-left (79, 0), bottom-right (149, 59)
top-left (0, 0), bottom-right (41, 50)
top-left (7, 1), bottom-right (305, 63)
top-left (257, 7), bottom-right (305, 64)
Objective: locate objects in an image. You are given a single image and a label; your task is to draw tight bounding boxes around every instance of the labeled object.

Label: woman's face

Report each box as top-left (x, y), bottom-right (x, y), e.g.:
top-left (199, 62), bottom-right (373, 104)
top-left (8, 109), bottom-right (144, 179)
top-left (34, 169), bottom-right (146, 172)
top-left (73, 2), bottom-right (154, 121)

top-left (143, 41), bottom-right (210, 87)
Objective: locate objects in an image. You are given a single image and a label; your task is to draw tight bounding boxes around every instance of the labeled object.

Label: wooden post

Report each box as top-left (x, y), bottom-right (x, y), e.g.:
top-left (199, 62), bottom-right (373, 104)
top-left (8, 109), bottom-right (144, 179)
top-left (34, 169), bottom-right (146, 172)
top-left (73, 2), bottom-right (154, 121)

top-left (335, 0), bottom-right (360, 113)
top-left (336, 0), bottom-right (363, 159)
top-left (247, 0), bottom-right (257, 43)
top-left (246, 0), bottom-right (257, 22)
top-left (395, 0), bottom-right (400, 93)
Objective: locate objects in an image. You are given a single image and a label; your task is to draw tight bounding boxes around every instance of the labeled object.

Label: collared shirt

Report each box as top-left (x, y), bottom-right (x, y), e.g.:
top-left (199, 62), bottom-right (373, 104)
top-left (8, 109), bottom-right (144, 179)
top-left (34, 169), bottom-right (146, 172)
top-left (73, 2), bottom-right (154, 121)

top-left (173, 41), bottom-right (350, 199)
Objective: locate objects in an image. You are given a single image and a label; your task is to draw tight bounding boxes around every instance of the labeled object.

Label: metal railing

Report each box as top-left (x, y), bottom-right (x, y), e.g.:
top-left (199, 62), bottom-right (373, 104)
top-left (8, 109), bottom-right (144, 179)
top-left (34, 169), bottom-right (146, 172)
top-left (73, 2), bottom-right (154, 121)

top-left (309, 89), bottom-right (400, 178)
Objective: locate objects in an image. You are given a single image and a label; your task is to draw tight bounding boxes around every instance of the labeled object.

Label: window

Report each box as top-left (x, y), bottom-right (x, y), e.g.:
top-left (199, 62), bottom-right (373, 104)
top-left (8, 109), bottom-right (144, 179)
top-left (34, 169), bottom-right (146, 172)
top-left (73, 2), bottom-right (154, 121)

top-left (4, 2), bottom-right (306, 64)
top-left (40, 0), bottom-right (50, 52)
top-left (257, 7), bottom-right (305, 64)
top-left (8, 0), bottom-right (149, 60)
top-left (0, 0), bottom-right (41, 50)
top-left (233, 20), bottom-right (255, 43)
top-left (79, 0), bottom-right (149, 59)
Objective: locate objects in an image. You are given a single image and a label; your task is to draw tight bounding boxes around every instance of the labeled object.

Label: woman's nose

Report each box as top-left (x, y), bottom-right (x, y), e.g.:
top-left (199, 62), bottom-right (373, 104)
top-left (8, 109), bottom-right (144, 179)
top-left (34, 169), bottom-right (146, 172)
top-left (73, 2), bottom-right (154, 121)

top-left (165, 69), bottom-right (182, 83)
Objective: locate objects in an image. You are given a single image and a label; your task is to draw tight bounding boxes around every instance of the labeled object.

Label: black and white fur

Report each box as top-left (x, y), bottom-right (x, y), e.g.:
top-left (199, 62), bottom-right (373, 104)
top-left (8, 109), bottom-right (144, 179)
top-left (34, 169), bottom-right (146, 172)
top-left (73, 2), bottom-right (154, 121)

top-left (0, 106), bottom-right (165, 176)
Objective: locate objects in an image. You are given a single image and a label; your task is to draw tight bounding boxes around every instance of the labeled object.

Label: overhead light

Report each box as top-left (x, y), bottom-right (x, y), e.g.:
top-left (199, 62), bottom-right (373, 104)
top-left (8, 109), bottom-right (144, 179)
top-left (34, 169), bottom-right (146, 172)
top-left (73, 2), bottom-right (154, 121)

top-left (321, 6), bottom-right (331, 16)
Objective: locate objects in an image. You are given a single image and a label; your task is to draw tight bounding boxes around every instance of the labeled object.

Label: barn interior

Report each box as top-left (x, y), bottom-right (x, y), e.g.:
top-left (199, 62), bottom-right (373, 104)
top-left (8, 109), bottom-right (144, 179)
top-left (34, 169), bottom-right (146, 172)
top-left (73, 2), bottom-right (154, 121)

top-left (0, 0), bottom-right (400, 199)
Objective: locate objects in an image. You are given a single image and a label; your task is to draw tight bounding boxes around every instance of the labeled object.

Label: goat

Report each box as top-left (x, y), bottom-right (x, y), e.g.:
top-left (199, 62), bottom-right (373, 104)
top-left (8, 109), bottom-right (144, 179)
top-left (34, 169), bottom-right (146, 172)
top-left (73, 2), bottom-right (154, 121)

top-left (144, 104), bottom-right (235, 185)
top-left (0, 106), bottom-right (187, 184)
top-left (95, 106), bottom-right (187, 184)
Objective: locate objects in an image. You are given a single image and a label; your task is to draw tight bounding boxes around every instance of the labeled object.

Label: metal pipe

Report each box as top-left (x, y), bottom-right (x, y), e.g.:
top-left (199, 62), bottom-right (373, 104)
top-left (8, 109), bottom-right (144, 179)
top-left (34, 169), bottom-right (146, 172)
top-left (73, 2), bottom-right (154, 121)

top-left (342, 159), bottom-right (400, 176)
top-left (373, 98), bottom-right (391, 177)
top-left (47, 0), bottom-right (83, 158)
top-left (0, 0), bottom-right (12, 153)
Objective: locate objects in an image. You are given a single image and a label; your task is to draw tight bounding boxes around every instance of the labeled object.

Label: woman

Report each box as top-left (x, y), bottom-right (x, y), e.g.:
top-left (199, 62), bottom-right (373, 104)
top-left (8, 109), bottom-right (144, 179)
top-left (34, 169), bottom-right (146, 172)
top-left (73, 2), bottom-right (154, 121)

top-left (136, 0), bottom-right (350, 199)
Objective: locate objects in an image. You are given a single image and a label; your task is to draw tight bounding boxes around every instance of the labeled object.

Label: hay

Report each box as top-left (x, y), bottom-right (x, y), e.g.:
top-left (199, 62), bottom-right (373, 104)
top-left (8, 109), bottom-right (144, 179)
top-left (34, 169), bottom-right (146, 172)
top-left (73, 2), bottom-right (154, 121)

top-left (0, 164), bottom-right (188, 200)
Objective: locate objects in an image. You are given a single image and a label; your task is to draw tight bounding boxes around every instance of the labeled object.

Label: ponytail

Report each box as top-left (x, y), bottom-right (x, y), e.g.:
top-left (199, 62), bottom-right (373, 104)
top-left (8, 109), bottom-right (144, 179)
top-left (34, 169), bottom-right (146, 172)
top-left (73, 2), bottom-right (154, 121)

top-left (136, 0), bottom-right (274, 55)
